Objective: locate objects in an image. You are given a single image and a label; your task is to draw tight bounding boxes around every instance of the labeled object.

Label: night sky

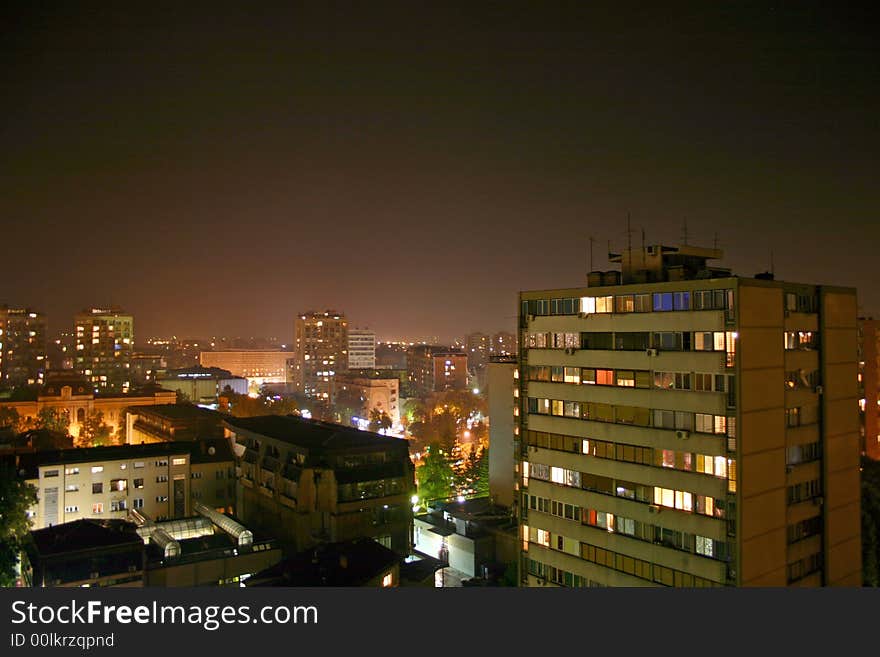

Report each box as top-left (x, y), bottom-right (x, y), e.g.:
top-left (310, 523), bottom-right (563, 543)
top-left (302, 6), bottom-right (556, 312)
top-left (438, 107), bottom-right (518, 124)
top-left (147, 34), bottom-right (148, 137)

top-left (3, 3), bottom-right (878, 343)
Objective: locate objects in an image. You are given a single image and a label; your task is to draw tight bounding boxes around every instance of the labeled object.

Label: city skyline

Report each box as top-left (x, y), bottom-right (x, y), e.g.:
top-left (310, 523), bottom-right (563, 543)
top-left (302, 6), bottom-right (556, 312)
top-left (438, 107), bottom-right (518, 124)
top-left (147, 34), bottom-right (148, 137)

top-left (3, 4), bottom-right (878, 342)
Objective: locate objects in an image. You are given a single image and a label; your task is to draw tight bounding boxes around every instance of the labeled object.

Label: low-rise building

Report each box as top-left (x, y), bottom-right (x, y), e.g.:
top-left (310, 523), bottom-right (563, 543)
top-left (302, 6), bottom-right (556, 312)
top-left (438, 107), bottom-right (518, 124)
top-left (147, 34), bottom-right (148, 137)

top-left (156, 366), bottom-right (247, 404)
top-left (15, 438), bottom-right (234, 528)
top-left (125, 404), bottom-right (225, 444)
top-left (334, 372), bottom-right (400, 427)
top-left (224, 414), bottom-right (415, 557)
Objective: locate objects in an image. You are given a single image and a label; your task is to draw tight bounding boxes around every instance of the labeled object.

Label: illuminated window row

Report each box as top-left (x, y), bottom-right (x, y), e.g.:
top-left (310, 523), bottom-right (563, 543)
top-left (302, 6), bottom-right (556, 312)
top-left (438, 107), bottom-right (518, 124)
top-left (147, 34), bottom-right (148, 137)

top-left (524, 558), bottom-right (599, 587)
top-left (577, 541), bottom-right (720, 587)
top-left (526, 493), bottom-right (731, 561)
top-left (524, 329), bottom-right (737, 360)
top-left (525, 430), bottom-right (732, 480)
top-left (522, 289), bottom-right (733, 318)
top-left (524, 461), bottom-right (728, 518)
top-left (528, 365), bottom-right (734, 395)
top-left (527, 397), bottom-right (734, 436)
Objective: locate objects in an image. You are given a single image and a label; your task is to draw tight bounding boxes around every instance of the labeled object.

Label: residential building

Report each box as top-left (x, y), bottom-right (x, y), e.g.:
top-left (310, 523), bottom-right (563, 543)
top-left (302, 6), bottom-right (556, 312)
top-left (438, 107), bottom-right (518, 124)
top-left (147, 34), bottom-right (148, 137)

top-left (0, 306), bottom-right (47, 387)
top-left (199, 350), bottom-right (288, 394)
top-left (74, 307), bottom-right (134, 393)
top-left (348, 328), bottom-right (376, 369)
top-left (224, 414), bottom-right (414, 557)
top-left (291, 311), bottom-right (348, 401)
top-left (859, 318), bottom-right (880, 460)
top-left (157, 365), bottom-right (247, 404)
top-left (518, 243), bottom-right (861, 587)
top-left (491, 331), bottom-right (518, 357)
top-left (334, 372), bottom-right (401, 427)
top-left (129, 353), bottom-right (166, 386)
top-left (406, 345), bottom-right (468, 397)
top-left (13, 438), bottom-right (235, 528)
top-left (376, 342), bottom-right (409, 370)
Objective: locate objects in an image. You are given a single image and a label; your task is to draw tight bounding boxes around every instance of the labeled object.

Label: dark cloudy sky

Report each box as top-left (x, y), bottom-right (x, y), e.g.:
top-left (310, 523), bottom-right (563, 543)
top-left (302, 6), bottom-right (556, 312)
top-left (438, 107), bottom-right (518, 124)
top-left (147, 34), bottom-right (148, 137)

top-left (2, 2), bottom-right (878, 343)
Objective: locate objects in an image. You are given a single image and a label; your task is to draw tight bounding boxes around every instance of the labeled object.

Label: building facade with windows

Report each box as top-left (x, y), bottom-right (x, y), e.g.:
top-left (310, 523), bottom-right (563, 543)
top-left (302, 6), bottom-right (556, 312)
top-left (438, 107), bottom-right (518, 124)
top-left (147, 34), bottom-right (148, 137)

top-left (74, 308), bottom-right (134, 393)
top-left (348, 328), bottom-right (376, 370)
top-left (858, 318), bottom-right (879, 460)
top-left (291, 311), bottom-right (348, 401)
top-left (224, 414), bottom-right (414, 557)
top-left (517, 244), bottom-right (861, 587)
top-left (0, 306), bottom-right (47, 388)
top-left (15, 439), bottom-right (234, 529)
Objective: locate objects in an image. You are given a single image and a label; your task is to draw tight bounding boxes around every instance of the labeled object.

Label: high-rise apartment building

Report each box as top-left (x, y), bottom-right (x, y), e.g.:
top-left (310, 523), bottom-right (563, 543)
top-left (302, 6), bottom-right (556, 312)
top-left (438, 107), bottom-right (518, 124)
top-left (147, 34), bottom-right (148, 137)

top-left (348, 328), bottom-right (376, 369)
top-left (292, 311), bottom-right (348, 401)
top-left (465, 332), bottom-right (490, 370)
top-left (406, 345), bottom-right (468, 397)
top-left (517, 244), bottom-right (861, 587)
top-left (0, 306), bottom-right (47, 387)
top-left (858, 318), bottom-right (879, 460)
top-left (491, 331), bottom-right (517, 357)
top-left (74, 308), bottom-right (134, 393)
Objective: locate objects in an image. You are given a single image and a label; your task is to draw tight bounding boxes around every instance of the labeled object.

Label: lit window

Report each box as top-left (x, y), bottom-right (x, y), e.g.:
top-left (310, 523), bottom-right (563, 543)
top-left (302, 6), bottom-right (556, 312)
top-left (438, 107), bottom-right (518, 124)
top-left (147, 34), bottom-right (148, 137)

top-left (382, 573), bottom-right (393, 588)
top-left (172, 457), bottom-right (186, 466)
top-left (91, 466), bottom-right (104, 474)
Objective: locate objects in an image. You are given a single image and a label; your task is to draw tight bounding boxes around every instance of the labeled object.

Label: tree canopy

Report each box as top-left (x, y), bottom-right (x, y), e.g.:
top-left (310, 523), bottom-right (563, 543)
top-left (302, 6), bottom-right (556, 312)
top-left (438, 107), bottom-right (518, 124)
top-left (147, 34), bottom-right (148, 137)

top-left (0, 461), bottom-right (37, 586)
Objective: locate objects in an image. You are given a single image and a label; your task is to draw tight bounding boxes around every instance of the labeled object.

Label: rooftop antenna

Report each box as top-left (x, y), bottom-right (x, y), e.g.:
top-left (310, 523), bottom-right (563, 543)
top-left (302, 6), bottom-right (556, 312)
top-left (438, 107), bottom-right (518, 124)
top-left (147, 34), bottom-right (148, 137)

top-left (589, 236), bottom-right (594, 272)
top-left (626, 213), bottom-right (633, 253)
top-left (681, 218), bottom-right (688, 246)
top-left (641, 227), bottom-right (646, 268)
top-left (713, 232), bottom-right (719, 250)
top-left (770, 249), bottom-right (775, 276)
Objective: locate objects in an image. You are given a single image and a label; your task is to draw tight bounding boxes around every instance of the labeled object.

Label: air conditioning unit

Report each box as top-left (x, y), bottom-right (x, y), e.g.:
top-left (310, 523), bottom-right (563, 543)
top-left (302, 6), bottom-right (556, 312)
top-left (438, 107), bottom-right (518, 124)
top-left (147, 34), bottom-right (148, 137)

top-left (784, 309), bottom-right (791, 317)
top-left (565, 347), bottom-right (577, 355)
top-left (648, 504), bottom-right (661, 514)
top-left (645, 348), bottom-right (658, 356)
top-left (675, 430), bottom-right (690, 440)
top-left (785, 465), bottom-right (793, 474)
top-left (814, 385), bottom-right (824, 395)
top-left (578, 312), bottom-right (588, 318)
top-left (528, 314), bottom-right (536, 322)
top-left (813, 496), bottom-right (824, 507)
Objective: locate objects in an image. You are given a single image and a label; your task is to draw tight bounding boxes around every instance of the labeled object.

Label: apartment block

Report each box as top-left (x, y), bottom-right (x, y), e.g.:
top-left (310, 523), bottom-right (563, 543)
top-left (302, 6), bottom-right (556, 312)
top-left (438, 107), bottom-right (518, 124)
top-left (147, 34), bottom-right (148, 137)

top-left (16, 438), bottom-right (234, 528)
top-left (291, 311), bottom-right (348, 401)
top-left (517, 244), bottom-right (860, 587)
top-left (0, 306), bottom-right (47, 387)
top-left (224, 414), bottom-right (414, 557)
top-left (74, 307), bottom-right (134, 393)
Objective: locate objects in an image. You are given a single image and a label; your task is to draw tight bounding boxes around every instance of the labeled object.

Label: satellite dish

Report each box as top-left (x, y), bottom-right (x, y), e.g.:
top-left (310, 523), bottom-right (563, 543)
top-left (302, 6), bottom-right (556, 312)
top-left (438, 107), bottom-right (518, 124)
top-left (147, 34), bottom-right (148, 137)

top-left (208, 446), bottom-right (216, 455)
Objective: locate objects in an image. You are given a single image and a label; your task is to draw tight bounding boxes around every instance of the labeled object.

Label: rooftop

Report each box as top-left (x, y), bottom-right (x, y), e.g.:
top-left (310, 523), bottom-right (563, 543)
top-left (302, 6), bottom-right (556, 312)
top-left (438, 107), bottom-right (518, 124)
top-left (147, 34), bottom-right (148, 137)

top-left (224, 415), bottom-right (409, 451)
top-left (132, 403), bottom-right (223, 421)
top-left (247, 538), bottom-right (397, 586)
top-left (29, 519), bottom-right (143, 556)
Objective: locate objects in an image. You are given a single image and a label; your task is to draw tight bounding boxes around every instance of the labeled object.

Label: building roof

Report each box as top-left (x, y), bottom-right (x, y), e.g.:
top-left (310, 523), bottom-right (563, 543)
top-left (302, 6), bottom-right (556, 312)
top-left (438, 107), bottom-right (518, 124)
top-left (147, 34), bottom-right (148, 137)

top-left (188, 438), bottom-right (234, 464)
top-left (29, 519), bottom-right (143, 557)
top-left (20, 441), bottom-right (193, 470)
top-left (160, 366), bottom-right (239, 380)
top-left (247, 538), bottom-right (397, 586)
top-left (224, 415), bottom-right (408, 452)
top-left (132, 403), bottom-right (222, 422)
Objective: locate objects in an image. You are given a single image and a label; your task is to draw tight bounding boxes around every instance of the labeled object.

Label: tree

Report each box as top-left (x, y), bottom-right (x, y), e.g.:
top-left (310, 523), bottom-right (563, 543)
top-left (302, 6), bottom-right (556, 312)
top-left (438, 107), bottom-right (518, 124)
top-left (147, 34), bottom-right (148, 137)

top-left (862, 457), bottom-right (880, 586)
top-left (33, 407), bottom-right (70, 434)
top-left (0, 407), bottom-right (24, 433)
top-left (224, 391), bottom-right (299, 418)
top-left (415, 444), bottom-right (455, 503)
top-left (456, 445), bottom-right (489, 497)
top-left (0, 461), bottom-right (38, 586)
top-left (368, 408), bottom-right (393, 433)
top-left (77, 410), bottom-right (112, 447)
